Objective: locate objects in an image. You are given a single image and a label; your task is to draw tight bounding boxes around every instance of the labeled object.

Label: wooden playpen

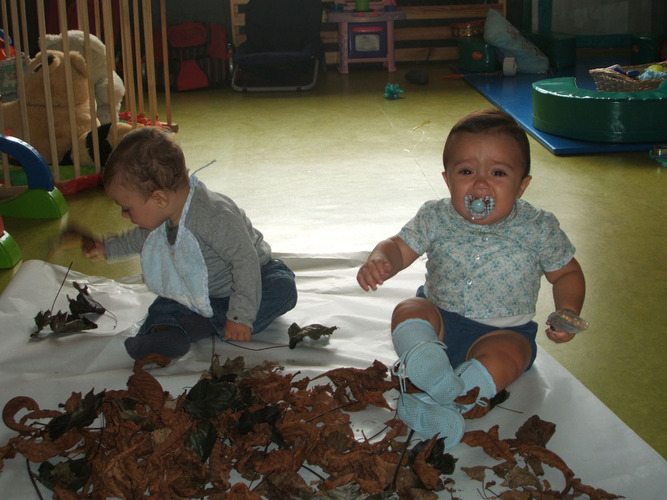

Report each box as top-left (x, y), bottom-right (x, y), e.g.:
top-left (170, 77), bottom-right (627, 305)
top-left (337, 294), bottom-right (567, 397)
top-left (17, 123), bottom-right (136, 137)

top-left (0, 0), bottom-right (175, 199)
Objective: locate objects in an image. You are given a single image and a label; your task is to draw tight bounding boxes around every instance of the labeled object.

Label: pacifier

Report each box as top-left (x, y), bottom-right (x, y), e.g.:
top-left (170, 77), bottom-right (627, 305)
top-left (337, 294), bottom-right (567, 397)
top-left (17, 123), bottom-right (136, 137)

top-left (464, 195), bottom-right (495, 219)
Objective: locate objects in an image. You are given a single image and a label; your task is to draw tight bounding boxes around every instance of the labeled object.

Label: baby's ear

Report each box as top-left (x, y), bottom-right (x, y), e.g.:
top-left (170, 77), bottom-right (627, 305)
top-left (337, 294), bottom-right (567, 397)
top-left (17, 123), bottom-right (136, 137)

top-left (151, 190), bottom-right (170, 207)
top-left (517, 175), bottom-right (532, 198)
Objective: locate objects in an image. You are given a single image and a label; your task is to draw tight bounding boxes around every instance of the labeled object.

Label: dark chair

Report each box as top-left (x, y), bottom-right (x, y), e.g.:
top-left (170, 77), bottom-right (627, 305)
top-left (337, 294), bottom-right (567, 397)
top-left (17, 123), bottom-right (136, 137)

top-left (231, 0), bottom-right (324, 92)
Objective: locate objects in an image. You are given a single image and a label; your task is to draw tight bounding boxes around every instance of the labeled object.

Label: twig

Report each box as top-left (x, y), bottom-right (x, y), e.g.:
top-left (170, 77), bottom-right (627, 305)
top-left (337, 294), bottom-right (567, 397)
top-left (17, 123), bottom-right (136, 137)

top-left (50, 261), bottom-right (73, 312)
top-left (390, 429), bottom-right (414, 491)
top-left (224, 341), bottom-right (289, 351)
top-left (301, 464), bottom-right (326, 481)
top-left (363, 422), bottom-right (391, 443)
top-left (305, 401), bottom-right (357, 423)
top-left (26, 458), bottom-right (45, 500)
top-left (497, 404), bottom-right (524, 415)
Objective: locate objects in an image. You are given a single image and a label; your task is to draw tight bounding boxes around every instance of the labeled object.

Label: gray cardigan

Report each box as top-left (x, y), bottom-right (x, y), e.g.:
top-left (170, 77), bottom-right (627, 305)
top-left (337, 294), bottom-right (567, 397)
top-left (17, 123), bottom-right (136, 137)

top-left (105, 180), bottom-right (272, 327)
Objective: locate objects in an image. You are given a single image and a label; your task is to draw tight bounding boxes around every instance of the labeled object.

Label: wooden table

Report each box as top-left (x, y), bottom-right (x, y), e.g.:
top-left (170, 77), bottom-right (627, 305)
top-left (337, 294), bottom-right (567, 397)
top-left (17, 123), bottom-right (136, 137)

top-left (327, 9), bottom-right (406, 73)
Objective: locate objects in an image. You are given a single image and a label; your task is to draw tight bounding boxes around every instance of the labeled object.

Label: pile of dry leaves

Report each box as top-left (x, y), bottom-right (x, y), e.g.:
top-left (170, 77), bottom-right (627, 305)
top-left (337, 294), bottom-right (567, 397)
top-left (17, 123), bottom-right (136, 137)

top-left (0, 355), bottom-right (622, 499)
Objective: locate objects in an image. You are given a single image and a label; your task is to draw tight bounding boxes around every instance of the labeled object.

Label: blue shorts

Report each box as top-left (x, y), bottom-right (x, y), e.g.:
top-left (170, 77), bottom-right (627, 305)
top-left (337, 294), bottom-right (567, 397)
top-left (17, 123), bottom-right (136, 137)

top-left (416, 286), bottom-right (538, 370)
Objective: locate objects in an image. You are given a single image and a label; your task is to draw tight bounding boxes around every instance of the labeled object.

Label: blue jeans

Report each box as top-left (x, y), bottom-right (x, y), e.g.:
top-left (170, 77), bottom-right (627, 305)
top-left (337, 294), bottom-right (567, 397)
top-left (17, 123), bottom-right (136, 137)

top-left (138, 259), bottom-right (297, 338)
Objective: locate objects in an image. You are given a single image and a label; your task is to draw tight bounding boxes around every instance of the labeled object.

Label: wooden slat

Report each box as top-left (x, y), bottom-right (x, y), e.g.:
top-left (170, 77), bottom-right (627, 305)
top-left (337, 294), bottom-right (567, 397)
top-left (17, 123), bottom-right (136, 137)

top-left (227, 0), bottom-right (506, 64)
top-left (401, 4), bottom-right (503, 21)
top-left (395, 26), bottom-right (452, 42)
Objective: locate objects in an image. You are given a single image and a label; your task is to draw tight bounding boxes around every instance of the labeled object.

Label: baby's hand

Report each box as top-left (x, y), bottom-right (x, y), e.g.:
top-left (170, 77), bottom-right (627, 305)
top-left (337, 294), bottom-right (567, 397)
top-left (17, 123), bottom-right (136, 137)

top-left (80, 234), bottom-right (107, 261)
top-left (357, 258), bottom-right (392, 291)
top-left (224, 320), bottom-right (252, 342)
top-left (546, 309), bottom-right (588, 343)
top-left (545, 326), bottom-right (576, 343)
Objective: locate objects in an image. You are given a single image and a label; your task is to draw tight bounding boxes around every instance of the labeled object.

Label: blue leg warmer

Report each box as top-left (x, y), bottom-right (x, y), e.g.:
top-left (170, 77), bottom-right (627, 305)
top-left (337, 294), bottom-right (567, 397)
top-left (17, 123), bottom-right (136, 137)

top-left (392, 318), bottom-right (464, 406)
top-left (391, 318), bottom-right (438, 356)
top-left (455, 359), bottom-right (497, 411)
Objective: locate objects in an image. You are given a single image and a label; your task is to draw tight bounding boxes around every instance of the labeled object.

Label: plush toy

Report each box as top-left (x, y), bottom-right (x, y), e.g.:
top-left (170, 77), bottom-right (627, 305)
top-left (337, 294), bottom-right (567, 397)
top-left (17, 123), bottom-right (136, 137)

top-left (0, 49), bottom-right (131, 166)
top-left (44, 30), bottom-right (125, 124)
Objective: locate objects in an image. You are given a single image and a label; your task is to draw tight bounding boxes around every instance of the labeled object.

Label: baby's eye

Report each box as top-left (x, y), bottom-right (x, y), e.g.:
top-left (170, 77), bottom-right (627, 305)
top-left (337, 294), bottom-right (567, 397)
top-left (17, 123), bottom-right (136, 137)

top-left (491, 169), bottom-right (508, 177)
top-left (458, 168), bottom-right (473, 175)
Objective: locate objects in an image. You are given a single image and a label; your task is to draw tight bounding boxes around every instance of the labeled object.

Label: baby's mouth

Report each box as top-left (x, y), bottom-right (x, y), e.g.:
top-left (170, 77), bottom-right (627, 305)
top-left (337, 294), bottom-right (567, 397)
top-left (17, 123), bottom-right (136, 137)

top-left (464, 195), bottom-right (495, 220)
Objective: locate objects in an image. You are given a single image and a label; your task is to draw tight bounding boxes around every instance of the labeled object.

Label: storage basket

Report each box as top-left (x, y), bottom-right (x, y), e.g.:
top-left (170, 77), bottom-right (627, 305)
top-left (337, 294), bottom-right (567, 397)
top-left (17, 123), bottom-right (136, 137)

top-left (589, 60), bottom-right (667, 92)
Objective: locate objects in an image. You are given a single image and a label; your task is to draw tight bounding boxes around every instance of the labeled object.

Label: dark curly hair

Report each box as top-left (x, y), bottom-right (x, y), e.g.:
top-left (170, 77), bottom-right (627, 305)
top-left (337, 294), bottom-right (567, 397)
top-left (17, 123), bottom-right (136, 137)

top-left (442, 109), bottom-right (531, 178)
top-left (103, 126), bottom-right (189, 199)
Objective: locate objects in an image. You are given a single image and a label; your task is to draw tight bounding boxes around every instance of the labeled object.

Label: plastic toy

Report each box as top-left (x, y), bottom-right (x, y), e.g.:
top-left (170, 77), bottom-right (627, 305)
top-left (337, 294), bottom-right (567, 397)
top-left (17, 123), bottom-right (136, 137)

top-left (384, 83), bottom-right (403, 99)
top-left (0, 135), bottom-right (67, 219)
top-left (0, 215), bottom-right (21, 268)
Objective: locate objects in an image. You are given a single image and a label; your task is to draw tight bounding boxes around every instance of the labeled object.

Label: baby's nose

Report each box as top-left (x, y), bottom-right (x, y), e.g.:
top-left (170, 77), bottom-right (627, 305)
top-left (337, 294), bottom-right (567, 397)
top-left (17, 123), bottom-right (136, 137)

top-left (473, 178), bottom-right (490, 192)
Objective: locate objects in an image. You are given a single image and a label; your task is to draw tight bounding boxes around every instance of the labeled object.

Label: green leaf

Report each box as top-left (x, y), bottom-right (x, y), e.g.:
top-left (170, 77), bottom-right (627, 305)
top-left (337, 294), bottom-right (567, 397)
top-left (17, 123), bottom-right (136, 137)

top-left (185, 420), bottom-right (218, 461)
top-left (182, 378), bottom-right (249, 419)
top-left (410, 437), bottom-right (458, 475)
top-left (287, 323), bottom-right (338, 349)
top-left (48, 389), bottom-right (105, 440)
top-left (37, 457), bottom-right (91, 492)
top-left (237, 405), bottom-right (281, 435)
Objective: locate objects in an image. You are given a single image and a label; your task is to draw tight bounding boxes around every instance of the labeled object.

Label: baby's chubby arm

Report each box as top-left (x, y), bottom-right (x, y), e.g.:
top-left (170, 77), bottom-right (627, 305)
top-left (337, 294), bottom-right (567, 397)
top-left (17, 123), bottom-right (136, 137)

top-left (357, 236), bottom-right (419, 291)
top-left (544, 257), bottom-right (586, 343)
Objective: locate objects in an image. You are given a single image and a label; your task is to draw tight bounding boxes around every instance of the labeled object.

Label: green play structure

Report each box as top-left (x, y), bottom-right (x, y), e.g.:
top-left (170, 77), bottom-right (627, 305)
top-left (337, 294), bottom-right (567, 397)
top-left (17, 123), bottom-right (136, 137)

top-left (0, 134), bottom-right (68, 268)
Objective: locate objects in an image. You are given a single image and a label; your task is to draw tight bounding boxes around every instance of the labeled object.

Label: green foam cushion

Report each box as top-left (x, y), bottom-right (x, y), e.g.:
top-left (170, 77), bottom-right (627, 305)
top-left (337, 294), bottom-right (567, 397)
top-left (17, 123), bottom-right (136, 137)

top-left (532, 78), bottom-right (667, 143)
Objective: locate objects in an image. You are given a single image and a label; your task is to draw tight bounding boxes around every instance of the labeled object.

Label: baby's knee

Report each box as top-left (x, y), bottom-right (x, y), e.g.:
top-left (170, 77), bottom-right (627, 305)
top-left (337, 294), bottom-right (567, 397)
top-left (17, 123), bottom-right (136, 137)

top-left (391, 298), bottom-right (440, 332)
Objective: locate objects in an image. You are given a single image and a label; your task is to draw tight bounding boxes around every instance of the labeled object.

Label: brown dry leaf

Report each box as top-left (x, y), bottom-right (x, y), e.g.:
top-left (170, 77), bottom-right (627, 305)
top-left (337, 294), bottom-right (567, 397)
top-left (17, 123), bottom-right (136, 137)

top-left (62, 392), bottom-right (83, 413)
top-left (514, 414), bottom-right (557, 447)
top-left (461, 465), bottom-right (488, 482)
top-left (455, 386), bottom-right (480, 406)
top-left (315, 359), bottom-right (395, 411)
top-left (462, 397), bottom-right (492, 419)
top-left (515, 443), bottom-right (574, 495)
top-left (525, 453), bottom-right (545, 476)
top-left (505, 465), bottom-right (541, 490)
top-left (238, 371), bottom-right (292, 404)
top-left (2, 396), bottom-right (61, 433)
top-left (320, 471), bottom-right (357, 492)
top-left (462, 425), bottom-right (516, 463)
top-left (126, 360), bottom-right (169, 411)
top-left (571, 478), bottom-right (625, 499)
top-left (253, 470), bottom-right (312, 499)
top-left (0, 358), bottom-right (624, 499)
top-left (226, 482), bottom-right (262, 499)
top-left (411, 437), bottom-right (441, 490)
top-left (404, 487), bottom-right (439, 499)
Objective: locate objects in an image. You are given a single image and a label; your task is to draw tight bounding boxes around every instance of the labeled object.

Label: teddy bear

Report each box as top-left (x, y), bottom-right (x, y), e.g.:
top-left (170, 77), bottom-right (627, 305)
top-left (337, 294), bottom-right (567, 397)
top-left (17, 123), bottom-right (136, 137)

top-left (0, 48), bottom-right (131, 166)
top-left (44, 30), bottom-right (125, 125)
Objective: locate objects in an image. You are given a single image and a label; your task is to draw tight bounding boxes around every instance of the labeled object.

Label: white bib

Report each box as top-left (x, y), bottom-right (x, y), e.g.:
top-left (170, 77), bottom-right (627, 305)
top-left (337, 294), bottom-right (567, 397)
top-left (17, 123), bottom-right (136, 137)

top-left (141, 177), bottom-right (213, 317)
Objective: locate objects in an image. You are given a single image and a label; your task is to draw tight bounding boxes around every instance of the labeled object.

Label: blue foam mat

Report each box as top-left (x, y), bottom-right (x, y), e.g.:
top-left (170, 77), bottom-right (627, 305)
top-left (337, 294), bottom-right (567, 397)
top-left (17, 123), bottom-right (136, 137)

top-left (462, 57), bottom-right (660, 156)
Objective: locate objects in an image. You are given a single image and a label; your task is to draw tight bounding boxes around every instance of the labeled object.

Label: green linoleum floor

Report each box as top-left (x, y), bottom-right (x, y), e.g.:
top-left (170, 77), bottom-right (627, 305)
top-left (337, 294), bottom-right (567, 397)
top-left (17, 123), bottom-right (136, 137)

top-left (1, 64), bottom-right (665, 459)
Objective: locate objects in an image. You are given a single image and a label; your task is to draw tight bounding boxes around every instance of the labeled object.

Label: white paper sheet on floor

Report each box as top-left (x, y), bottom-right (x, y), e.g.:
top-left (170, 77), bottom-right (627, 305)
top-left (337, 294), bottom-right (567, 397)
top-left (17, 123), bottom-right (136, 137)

top-left (0, 258), bottom-right (665, 498)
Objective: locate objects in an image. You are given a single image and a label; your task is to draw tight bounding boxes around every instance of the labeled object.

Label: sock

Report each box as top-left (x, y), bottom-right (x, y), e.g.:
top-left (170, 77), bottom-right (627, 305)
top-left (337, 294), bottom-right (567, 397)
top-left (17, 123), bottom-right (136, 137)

top-left (180, 314), bottom-right (217, 343)
top-left (455, 359), bottom-right (497, 410)
top-left (392, 318), bottom-right (463, 405)
top-left (392, 318), bottom-right (438, 356)
top-left (124, 326), bottom-right (190, 360)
